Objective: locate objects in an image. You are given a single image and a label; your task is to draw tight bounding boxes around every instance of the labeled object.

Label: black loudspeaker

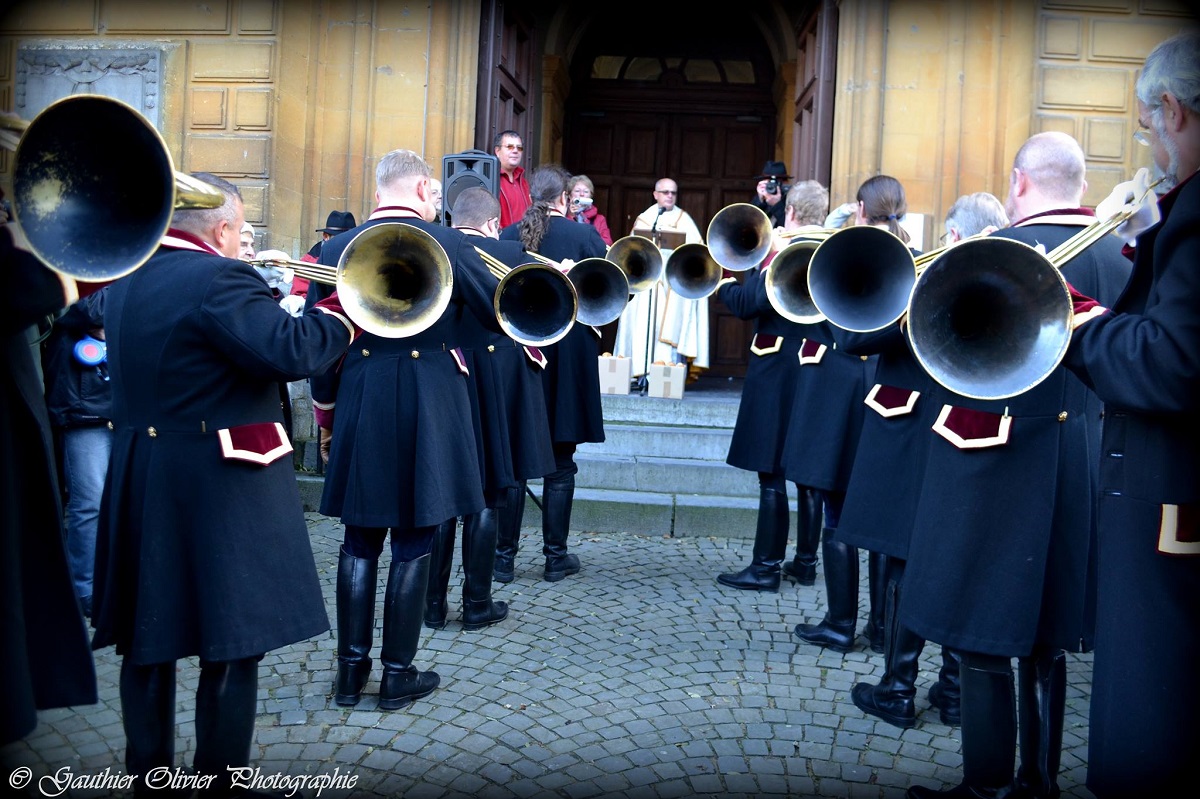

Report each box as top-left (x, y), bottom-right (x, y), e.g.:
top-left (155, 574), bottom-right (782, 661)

top-left (442, 149), bottom-right (500, 226)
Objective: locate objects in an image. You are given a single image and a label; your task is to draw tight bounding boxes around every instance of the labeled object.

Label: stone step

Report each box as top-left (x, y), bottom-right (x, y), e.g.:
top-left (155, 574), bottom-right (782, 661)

top-left (599, 390), bottom-right (740, 428)
top-left (571, 452), bottom-right (758, 497)
top-left (294, 479), bottom-right (779, 539)
top-left (579, 423), bottom-right (733, 460)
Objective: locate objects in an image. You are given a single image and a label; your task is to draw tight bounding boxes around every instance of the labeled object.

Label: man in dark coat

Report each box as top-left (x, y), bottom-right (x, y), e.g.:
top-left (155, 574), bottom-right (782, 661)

top-left (423, 186), bottom-right (555, 629)
top-left (1, 224), bottom-right (97, 745)
top-left (902, 132), bottom-right (1131, 799)
top-left (311, 150), bottom-right (507, 710)
top-left (91, 174), bottom-right (355, 794)
top-left (712, 181), bottom-right (832, 593)
top-left (1062, 32), bottom-right (1200, 799)
top-left (500, 164), bottom-right (608, 583)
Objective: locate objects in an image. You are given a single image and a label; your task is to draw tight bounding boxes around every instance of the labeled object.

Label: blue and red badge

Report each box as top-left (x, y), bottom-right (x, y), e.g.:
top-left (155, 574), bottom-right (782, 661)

top-left (73, 335), bottom-right (107, 366)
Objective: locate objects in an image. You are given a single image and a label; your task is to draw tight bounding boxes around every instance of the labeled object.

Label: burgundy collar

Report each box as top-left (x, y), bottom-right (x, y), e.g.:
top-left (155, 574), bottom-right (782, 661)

top-left (160, 228), bottom-right (223, 256)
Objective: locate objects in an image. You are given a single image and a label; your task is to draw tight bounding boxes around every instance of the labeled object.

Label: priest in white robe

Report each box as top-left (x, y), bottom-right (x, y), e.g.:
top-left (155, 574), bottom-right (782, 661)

top-left (614, 177), bottom-right (707, 381)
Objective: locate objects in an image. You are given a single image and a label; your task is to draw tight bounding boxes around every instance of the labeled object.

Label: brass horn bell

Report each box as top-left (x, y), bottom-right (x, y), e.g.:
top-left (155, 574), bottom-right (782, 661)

top-left (664, 243), bottom-right (722, 300)
top-left (5, 95), bottom-right (223, 282)
top-left (495, 262), bottom-right (579, 347)
top-left (607, 235), bottom-right (663, 293)
top-left (807, 225), bottom-right (917, 333)
top-left (907, 237), bottom-right (1073, 401)
top-left (336, 222), bottom-right (455, 339)
top-left (568, 257), bottom-right (630, 326)
top-left (706, 203), bottom-right (773, 272)
top-left (765, 238), bottom-right (826, 324)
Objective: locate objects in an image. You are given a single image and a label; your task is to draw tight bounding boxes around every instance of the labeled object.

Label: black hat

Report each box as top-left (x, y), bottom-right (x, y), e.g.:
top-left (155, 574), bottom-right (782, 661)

top-left (316, 210), bottom-right (356, 233)
top-left (758, 161), bottom-right (791, 180)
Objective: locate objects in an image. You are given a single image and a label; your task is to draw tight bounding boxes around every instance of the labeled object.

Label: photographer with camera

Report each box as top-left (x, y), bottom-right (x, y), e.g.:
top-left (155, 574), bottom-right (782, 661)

top-left (567, 174), bottom-right (613, 245)
top-left (753, 161), bottom-right (791, 228)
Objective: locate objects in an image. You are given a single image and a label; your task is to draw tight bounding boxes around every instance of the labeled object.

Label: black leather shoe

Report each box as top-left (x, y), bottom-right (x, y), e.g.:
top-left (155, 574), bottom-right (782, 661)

top-left (793, 619), bottom-right (856, 652)
top-left (929, 679), bottom-right (962, 725)
top-left (852, 681), bottom-right (916, 729)
top-left (717, 563), bottom-right (781, 591)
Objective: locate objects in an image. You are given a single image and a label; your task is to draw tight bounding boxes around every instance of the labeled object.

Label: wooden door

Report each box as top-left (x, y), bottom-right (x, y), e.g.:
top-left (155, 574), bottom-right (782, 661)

top-left (565, 110), bottom-right (770, 376)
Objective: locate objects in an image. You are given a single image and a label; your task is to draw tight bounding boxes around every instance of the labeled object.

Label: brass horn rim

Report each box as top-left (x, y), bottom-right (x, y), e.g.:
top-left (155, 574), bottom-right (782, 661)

top-left (8, 94), bottom-right (223, 282)
top-left (494, 262), bottom-right (579, 347)
top-left (906, 237), bottom-right (1072, 401)
top-left (567, 257), bottom-right (630, 327)
top-left (706, 202), bottom-right (773, 272)
top-left (664, 242), bottom-right (722, 300)
top-left (336, 222), bottom-right (454, 339)
top-left (607, 234), bottom-right (664, 293)
top-left (807, 225), bottom-right (917, 333)
top-left (764, 238), bottom-right (826, 324)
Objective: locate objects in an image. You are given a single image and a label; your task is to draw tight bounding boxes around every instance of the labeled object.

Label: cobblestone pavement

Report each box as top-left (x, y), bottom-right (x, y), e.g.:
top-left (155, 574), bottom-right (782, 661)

top-left (2, 513), bottom-right (1097, 799)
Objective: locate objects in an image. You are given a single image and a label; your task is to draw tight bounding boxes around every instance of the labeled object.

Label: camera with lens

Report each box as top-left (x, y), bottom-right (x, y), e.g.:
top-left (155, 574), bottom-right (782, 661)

top-left (764, 178), bottom-right (780, 195)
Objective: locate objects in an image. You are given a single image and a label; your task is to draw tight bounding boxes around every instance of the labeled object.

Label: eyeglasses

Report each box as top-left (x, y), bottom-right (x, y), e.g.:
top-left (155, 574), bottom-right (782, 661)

top-left (502, 143), bottom-right (524, 151)
top-left (655, 189), bottom-right (677, 195)
top-left (1133, 120), bottom-right (1152, 146)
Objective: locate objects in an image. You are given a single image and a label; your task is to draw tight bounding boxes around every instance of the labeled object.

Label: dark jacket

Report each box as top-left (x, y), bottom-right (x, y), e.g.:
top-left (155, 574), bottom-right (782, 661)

top-left (42, 288), bottom-right (111, 429)
top-left (314, 217), bottom-right (505, 528)
top-left (1063, 173), bottom-right (1200, 796)
top-left (1, 228), bottom-right (97, 744)
top-left (91, 241), bottom-right (351, 664)
top-left (899, 214), bottom-right (1131, 657)
top-left (502, 217), bottom-right (607, 445)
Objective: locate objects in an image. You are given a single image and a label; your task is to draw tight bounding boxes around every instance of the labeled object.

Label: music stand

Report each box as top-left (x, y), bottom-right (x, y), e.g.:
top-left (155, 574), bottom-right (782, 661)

top-left (630, 228), bottom-right (687, 394)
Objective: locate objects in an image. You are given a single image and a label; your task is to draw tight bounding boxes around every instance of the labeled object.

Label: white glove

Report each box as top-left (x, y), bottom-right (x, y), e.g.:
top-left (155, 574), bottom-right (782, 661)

top-left (1095, 167), bottom-right (1161, 246)
top-left (823, 201), bottom-right (857, 229)
top-left (279, 294), bottom-right (306, 317)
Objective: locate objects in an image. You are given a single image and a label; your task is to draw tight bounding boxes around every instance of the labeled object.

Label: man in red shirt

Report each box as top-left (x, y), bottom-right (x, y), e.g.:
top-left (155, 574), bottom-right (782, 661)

top-left (495, 130), bottom-right (531, 229)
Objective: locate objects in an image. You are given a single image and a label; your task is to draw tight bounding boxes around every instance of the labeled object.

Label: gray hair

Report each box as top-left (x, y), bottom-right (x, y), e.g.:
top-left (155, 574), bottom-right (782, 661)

top-left (785, 180), bottom-right (830, 227)
top-left (171, 173), bottom-right (241, 235)
top-left (1136, 31), bottom-right (1200, 113)
top-left (945, 192), bottom-right (1009, 238)
top-left (375, 149), bottom-right (431, 193)
top-left (570, 174), bottom-right (595, 194)
top-left (1013, 132), bottom-right (1086, 204)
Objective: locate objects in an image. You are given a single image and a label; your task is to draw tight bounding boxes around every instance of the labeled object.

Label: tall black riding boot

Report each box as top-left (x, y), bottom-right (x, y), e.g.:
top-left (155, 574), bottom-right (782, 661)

top-left (193, 656), bottom-right (259, 795)
top-left (423, 518), bottom-right (458, 630)
top-left (793, 528), bottom-right (858, 651)
top-left (1013, 650), bottom-right (1067, 799)
top-left (333, 546), bottom-right (378, 706)
top-left (852, 561), bottom-right (926, 729)
top-left (379, 554), bottom-right (441, 709)
top-left (783, 486), bottom-right (822, 585)
top-left (865, 549), bottom-right (888, 653)
top-left (907, 655), bottom-right (1017, 799)
top-left (494, 482), bottom-right (526, 583)
top-left (461, 508), bottom-right (509, 630)
top-left (120, 659), bottom-right (177, 798)
top-left (542, 472), bottom-right (581, 582)
top-left (717, 485), bottom-right (788, 591)
top-left (929, 646), bottom-right (963, 725)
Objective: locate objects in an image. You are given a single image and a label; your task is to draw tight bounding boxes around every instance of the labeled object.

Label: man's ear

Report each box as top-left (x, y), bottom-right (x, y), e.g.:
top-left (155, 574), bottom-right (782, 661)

top-left (1162, 92), bottom-right (1186, 134)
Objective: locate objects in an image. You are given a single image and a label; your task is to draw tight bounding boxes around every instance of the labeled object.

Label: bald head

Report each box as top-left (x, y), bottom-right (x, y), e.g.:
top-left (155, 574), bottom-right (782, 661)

top-left (1006, 132), bottom-right (1088, 220)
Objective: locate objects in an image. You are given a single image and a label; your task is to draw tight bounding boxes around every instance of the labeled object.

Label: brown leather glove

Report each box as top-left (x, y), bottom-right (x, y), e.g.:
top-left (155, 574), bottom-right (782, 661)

top-left (319, 426), bottom-right (333, 464)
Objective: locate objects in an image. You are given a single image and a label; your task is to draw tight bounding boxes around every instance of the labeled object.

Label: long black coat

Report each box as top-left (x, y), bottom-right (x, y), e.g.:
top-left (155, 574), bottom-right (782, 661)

top-left (716, 265), bottom-right (802, 476)
top-left (503, 217), bottom-right (606, 445)
top-left (92, 243), bottom-right (351, 665)
top-left (832, 320), bottom-right (939, 558)
top-left (470, 236), bottom-right (556, 483)
top-left (1, 230), bottom-right (96, 744)
top-left (315, 217), bottom-right (504, 528)
top-left (1064, 175), bottom-right (1200, 796)
top-left (899, 214), bottom-right (1131, 658)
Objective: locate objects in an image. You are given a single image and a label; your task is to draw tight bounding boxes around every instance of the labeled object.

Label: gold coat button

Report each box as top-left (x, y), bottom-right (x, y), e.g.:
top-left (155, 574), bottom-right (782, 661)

top-left (106, 421), bottom-right (114, 430)
top-left (488, 344), bottom-right (496, 352)
top-left (411, 350), bottom-right (420, 359)
top-left (1058, 411), bottom-right (1068, 422)
top-left (147, 426), bottom-right (157, 437)
top-left (361, 349), bottom-right (370, 357)
top-left (861, 355), bottom-right (868, 361)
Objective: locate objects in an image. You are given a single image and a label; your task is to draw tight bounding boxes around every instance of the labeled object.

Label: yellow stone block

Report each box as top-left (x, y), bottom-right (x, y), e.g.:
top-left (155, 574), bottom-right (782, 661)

top-left (235, 88), bottom-right (272, 129)
top-left (191, 88), bottom-right (227, 128)
top-left (192, 43), bottom-right (273, 82)
top-left (104, 0), bottom-right (230, 32)
top-left (187, 134), bottom-right (270, 177)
